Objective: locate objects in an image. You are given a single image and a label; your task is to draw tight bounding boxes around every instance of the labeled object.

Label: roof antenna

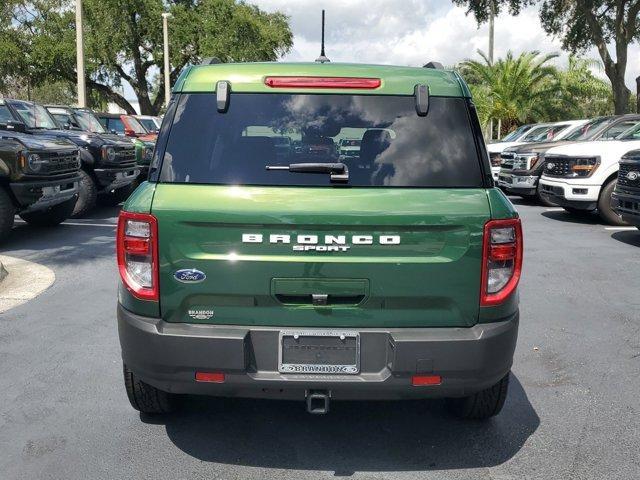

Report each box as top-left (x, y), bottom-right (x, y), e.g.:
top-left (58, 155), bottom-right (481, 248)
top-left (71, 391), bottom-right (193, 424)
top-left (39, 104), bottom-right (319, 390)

top-left (315, 10), bottom-right (330, 63)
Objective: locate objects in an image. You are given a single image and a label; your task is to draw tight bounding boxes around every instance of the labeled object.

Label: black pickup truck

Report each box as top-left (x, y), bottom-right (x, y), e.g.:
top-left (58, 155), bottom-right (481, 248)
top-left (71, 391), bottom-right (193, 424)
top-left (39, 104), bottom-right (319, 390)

top-left (0, 99), bottom-right (138, 217)
top-left (0, 128), bottom-right (80, 242)
top-left (612, 149), bottom-right (640, 229)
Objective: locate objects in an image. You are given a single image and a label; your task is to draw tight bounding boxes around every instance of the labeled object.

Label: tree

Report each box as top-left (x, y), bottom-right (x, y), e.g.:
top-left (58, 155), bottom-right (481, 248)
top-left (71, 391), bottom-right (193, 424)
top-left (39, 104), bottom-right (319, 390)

top-left (539, 1), bottom-right (640, 114)
top-left (1, 0), bottom-right (293, 114)
top-left (460, 50), bottom-right (560, 132)
top-left (454, 0), bottom-right (640, 114)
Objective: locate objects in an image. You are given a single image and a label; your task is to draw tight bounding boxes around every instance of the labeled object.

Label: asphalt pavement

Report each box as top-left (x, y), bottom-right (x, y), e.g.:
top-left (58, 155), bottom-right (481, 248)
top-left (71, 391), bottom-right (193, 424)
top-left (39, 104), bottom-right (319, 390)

top-left (0, 198), bottom-right (639, 480)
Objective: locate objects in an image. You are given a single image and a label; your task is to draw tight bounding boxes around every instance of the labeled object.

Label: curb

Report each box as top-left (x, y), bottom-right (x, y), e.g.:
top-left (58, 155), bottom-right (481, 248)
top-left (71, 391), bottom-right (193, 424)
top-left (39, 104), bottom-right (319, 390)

top-left (0, 256), bottom-right (55, 313)
top-left (0, 260), bottom-right (7, 284)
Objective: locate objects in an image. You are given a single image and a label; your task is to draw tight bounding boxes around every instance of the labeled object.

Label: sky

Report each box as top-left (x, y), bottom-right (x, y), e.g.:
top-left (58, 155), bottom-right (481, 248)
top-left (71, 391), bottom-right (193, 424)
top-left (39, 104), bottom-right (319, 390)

top-left (123, 0), bottom-right (640, 109)
top-left (251, 0), bottom-right (640, 87)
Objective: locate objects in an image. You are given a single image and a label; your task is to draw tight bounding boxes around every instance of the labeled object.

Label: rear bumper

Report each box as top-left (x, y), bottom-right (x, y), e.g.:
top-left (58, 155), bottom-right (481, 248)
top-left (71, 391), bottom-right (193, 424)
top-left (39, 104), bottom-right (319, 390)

top-left (10, 175), bottom-right (80, 211)
top-left (539, 178), bottom-right (599, 210)
top-left (117, 304), bottom-right (519, 400)
top-left (611, 190), bottom-right (640, 227)
top-left (94, 166), bottom-right (139, 190)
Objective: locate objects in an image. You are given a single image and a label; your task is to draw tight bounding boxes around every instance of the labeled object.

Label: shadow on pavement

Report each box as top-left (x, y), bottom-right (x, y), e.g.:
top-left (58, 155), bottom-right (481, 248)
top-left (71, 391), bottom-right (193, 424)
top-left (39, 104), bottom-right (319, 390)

top-left (540, 210), bottom-right (603, 225)
top-left (3, 209), bottom-right (117, 266)
top-left (147, 375), bottom-right (538, 474)
top-left (611, 230), bottom-right (640, 247)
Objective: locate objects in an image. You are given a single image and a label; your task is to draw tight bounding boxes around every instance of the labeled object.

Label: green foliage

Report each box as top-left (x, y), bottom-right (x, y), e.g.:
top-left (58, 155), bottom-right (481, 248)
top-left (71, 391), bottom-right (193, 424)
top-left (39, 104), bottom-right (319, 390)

top-left (0, 0), bottom-right (293, 114)
top-left (459, 51), bottom-right (615, 131)
top-left (454, 0), bottom-right (640, 114)
top-left (459, 50), bottom-right (560, 132)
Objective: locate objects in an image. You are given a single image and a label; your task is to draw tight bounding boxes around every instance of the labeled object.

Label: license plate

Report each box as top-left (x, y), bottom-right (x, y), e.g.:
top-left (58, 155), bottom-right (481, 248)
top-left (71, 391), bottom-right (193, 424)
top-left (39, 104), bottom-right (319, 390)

top-left (278, 330), bottom-right (360, 374)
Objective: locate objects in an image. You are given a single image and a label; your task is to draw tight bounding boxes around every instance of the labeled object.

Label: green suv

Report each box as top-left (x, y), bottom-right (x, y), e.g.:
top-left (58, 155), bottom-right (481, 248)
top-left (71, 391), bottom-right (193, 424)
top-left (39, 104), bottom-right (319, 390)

top-left (117, 63), bottom-right (522, 419)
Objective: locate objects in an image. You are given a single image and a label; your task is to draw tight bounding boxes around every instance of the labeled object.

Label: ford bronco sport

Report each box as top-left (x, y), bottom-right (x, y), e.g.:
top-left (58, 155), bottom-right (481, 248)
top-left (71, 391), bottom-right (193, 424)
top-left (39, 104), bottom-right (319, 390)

top-left (0, 129), bottom-right (80, 242)
top-left (117, 63), bottom-right (523, 420)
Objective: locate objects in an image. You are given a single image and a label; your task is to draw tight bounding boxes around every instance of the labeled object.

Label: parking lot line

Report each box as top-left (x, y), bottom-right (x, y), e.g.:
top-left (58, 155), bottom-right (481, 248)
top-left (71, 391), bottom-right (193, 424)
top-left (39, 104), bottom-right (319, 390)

top-left (545, 208), bottom-right (564, 212)
top-left (604, 226), bottom-right (637, 231)
top-left (14, 219), bottom-right (116, 228)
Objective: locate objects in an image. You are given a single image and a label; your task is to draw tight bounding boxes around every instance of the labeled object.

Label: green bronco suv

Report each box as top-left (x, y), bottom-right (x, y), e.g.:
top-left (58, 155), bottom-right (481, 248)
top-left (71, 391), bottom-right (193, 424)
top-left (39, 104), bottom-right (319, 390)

top-left (117, 62), bottom-right (523, 420)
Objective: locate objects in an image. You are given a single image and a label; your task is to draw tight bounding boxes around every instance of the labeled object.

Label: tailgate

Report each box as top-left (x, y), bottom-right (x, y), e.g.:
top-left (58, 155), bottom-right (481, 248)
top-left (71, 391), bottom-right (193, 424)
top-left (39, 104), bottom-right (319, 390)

top-left (152, 185), bottom-right (490, 328)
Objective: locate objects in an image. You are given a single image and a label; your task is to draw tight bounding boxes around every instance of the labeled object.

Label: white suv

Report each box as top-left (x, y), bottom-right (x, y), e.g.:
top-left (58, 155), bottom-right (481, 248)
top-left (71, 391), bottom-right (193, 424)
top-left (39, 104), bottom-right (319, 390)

top-left (539, 123), bottom-right (640, 225)
top-left (487, 120), bottom-right (587, 181)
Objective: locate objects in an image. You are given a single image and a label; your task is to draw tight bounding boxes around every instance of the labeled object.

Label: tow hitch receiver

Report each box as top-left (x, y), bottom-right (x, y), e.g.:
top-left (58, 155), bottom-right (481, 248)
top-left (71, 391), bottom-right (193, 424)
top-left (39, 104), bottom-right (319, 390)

top-left (306, 390), bottom-right (331, 414)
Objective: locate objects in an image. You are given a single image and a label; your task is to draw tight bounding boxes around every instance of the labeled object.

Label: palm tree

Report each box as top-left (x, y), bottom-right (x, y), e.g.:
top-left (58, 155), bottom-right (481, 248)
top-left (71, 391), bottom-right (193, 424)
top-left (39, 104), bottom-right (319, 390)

top-left (460, 51), bottom-right (560, 135)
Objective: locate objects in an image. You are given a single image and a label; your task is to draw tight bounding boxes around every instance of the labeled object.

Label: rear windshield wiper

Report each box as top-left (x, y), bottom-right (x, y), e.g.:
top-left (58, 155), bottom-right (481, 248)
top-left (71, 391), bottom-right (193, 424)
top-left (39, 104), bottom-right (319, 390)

top-left (265, 162), bottom-right (349, 183)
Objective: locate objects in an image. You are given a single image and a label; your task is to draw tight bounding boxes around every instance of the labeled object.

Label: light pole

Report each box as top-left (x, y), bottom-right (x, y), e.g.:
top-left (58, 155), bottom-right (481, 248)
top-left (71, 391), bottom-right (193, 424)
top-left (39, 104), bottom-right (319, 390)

top-left (76, 0), bottom-right (87, 107)
top-left (162, 12), bottom-right (172, 109)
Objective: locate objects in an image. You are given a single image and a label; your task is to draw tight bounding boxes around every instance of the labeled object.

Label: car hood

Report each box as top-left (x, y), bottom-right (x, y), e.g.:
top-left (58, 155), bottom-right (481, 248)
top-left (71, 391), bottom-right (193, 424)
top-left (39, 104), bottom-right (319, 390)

top-left (504, 140), bottom-right (575, 154)
top-left (545, 139), bottom-right (640, 158)
top-left (0, 131), bottom-right (77, 150)
top-left (486, 141), bottom-right (524, 153)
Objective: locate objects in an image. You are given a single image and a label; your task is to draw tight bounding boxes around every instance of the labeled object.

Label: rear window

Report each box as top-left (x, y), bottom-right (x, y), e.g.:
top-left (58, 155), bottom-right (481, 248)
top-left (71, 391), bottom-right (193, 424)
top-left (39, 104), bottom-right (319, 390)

top-left (159, 93), bottom-right (483, 187)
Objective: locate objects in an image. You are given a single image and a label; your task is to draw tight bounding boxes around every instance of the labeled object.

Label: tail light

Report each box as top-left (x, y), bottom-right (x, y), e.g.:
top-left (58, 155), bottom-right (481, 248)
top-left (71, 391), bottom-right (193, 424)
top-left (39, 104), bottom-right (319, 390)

top-left (480, 218), bottom-right (523, 306)
top-left (117, 211), bottom-right (159, 301)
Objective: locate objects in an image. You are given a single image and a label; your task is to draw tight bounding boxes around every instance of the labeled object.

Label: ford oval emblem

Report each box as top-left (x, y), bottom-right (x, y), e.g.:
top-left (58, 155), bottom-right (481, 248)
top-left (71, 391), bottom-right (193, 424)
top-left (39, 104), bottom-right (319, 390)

top-left (173, 269), bottom-right (206, 283)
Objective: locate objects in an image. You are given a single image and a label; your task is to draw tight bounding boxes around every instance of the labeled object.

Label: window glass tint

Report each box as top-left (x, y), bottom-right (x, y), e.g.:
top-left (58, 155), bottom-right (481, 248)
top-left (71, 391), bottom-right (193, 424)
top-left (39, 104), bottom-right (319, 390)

top-left (501, 125), bottom-right (529, 142)
top-left (160, 93), bottom-right (483, 187)
top-left (0, 105), bottom-right (14, 123)
top-left (604, 120), bottom-right (640, 139)
top-left (107, 118), bottom-right (125, 134)
top-left (75, 111), bottom-right (106, 133)
top-left (9, 100), bottom-right (58, 129)
top-left (52, 113), bottom-right (75, 127)
top-left (138, 118), bottom-right (157, 131)
top-left (619, 123), bottom-right (640, 140)
top-left (564, 117), bottom-right (612, 141)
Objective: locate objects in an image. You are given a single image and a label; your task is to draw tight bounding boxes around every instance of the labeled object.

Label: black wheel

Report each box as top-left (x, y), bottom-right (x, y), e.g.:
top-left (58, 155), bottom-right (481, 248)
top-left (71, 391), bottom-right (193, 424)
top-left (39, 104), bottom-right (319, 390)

top-left (19, 197), bottom-right (77, 227)
top-left (535, 185), bottom-right (557, 206)
top-left (598, 179), bottom-right (627, 226)
top-left (98, 183), bottom-right (135, 207)
top-left (447, 372), bottom-right (509, 420)
top-left (72, 169), bottom-right (98, 218)
top-left (0, 188), bottom-right (16, 243)
top-left (123, 364), bottom-right (176, 414)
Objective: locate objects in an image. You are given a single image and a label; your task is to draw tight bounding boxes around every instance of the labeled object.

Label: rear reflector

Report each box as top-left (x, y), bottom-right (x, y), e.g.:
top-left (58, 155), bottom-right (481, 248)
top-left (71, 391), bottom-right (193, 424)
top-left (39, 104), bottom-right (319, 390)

top-left (411, 375), bottom-right (442, 386)
top-left (264, 76), bottom-right (381, 89)
top-left (195, 372), bottom-right (226, 383)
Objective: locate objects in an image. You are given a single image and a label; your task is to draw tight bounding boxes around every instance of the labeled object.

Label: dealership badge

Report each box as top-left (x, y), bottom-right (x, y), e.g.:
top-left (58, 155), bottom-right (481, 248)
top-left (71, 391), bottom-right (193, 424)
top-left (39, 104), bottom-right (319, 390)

top-left (188, 309), bottom-right (214, 320)
top-left (626, 171), bottom-right (639, 181)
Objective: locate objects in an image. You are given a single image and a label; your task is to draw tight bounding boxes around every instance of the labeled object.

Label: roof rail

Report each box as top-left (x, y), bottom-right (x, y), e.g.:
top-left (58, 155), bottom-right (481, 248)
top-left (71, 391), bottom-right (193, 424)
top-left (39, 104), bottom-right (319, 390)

top-left (201, 57), bottom-right (222, 65)
top-left (423, 62), bottom-right (444, 69)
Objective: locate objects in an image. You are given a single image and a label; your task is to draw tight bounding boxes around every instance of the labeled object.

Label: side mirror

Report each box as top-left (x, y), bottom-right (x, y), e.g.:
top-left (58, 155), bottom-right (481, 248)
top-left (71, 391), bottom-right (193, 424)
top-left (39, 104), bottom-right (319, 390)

top-left (63, 122), bottom-right (72, 130)
top-left (0, 121), bottom-right (27, 133)
top-left (124, 128), bottom-right (136, 137)
top-left (110, 129), bottom-right (118, 135)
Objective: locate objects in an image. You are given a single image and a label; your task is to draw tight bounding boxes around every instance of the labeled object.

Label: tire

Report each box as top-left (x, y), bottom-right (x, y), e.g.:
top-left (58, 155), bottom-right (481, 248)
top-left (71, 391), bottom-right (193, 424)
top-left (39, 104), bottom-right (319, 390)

top-left (0, 188), bottom-right (16, 243)
top-left (72, 169), bottom-right (98, 218)
top-left (98, 183), bottom-right (135, 207)
top-left (535, 185), bottom-right (557, 206)
top-left (123, 364), bottom-right (176, 414)
top-left (19, 197), bottom-right (77, 227)
top-left (597, 179), bottom-right (627, 226)
top-left (446, 372), bottom-right (509, 420)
